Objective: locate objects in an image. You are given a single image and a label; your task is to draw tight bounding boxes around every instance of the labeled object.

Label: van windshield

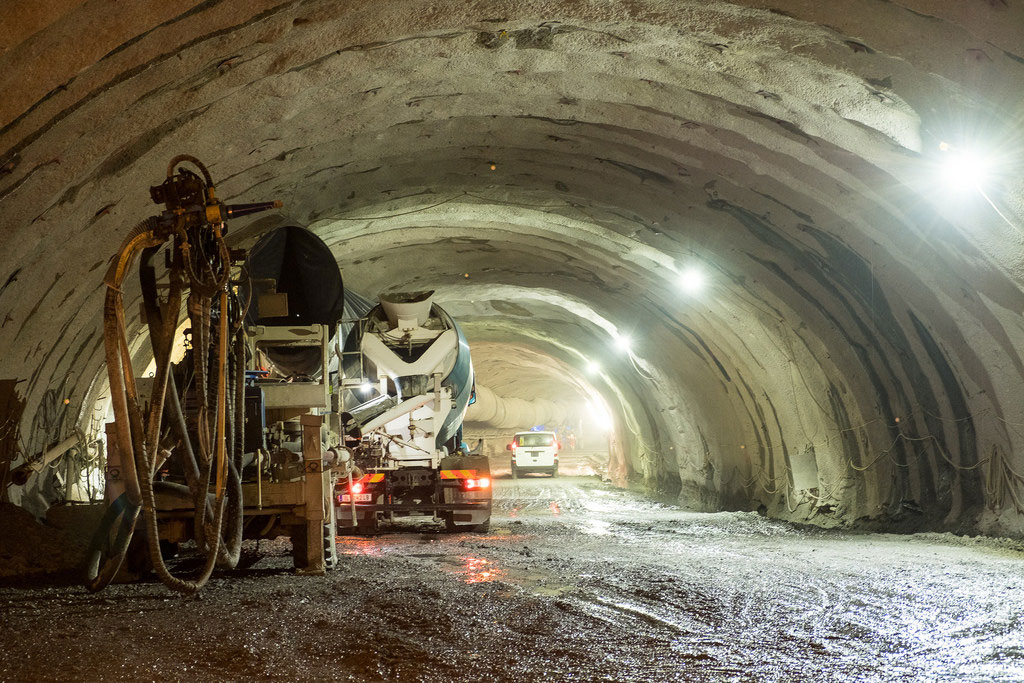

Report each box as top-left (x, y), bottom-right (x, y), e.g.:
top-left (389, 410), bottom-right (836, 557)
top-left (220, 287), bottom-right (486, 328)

top-left (517, 433), bottom-right (554, 447)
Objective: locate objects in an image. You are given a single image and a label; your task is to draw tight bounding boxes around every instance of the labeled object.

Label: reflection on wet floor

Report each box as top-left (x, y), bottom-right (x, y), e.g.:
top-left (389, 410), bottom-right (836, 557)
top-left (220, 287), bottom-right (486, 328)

top-left (458, 557), bottom-right (502, 584)
top-left (487, 473), bottom-right (1024, 681)
top-left (336, 537), bottom-right (386, 555)
top-left (582, 518), bottom-right (611, 535)
top-left (5, 465), bottom-right (1021, 682)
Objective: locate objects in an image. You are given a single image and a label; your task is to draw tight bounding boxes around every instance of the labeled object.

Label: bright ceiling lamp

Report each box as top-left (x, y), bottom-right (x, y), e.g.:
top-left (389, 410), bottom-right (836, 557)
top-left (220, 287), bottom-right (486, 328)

top-left (612, 332), bottom-right (632, 353)
top-left (937, 141), bottom-right (993, 193)
top-left (677, 266), bottom-right (705, 294)
top-left (935, 140), bottom-right (1023, 233)
top-left (586, 360), bottom-right (601, 374)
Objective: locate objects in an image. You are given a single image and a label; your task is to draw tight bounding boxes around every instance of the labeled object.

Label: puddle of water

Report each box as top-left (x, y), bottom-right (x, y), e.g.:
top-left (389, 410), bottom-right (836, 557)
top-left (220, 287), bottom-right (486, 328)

top-left (582, 519), bottom-right (612, 536)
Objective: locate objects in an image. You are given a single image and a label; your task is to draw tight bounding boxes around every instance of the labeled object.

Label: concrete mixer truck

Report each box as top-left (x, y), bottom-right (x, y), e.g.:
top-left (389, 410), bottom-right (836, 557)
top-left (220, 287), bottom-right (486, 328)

top-left (334, 292), bottom-right (491, 533)
top-left (244, 227), bottom-right (489, 534)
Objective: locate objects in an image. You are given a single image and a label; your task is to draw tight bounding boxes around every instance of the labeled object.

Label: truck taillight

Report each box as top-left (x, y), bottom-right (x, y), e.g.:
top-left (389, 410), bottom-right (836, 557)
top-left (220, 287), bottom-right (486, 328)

top-left (465, 477), bottom-right (490, 490)
top-left (351, 482), bottom-right (364, 494)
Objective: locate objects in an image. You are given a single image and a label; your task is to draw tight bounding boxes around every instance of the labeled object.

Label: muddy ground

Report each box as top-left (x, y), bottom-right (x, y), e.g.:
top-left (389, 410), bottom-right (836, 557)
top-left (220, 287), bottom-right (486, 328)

top-left (2, 452), bottom-right (1024, 682)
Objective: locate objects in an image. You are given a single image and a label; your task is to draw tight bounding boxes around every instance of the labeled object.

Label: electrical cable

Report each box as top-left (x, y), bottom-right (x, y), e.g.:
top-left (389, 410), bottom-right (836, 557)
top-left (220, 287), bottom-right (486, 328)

top-left (978, 186), bottom-right (1023, 236)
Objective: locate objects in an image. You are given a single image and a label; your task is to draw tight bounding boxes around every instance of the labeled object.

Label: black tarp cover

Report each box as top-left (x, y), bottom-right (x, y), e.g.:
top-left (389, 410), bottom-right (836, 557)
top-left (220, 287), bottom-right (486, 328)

top-left (244, 226), bottom-right (345, 328)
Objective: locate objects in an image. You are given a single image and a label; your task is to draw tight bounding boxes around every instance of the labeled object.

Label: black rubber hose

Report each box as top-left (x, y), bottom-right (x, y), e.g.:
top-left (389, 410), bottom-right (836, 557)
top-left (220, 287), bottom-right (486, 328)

top-left (214, 326), bottom-right (243, 569)
top-left (137, 449), bottom-right (225, 594)
top-left (234, 331), bottom-right (246, 474)
top-left (153, 244), bottom-right (215, 552)
top-left (134, 285), bottom-right (222, 593)
top-left (136, 241), bottom-right (226, 592)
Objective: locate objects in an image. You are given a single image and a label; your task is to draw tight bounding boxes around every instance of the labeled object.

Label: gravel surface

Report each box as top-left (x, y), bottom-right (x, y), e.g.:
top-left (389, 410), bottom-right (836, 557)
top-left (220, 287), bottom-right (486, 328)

top-left (2, 455), bottom-right (1024, 682)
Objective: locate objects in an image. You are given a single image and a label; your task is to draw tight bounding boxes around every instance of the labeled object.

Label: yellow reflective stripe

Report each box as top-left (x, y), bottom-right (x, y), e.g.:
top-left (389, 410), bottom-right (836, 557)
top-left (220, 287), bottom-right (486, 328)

top-left (368, 473), bottom-right (385, 483)
top-left (440, 469), bottom-right (479, 479)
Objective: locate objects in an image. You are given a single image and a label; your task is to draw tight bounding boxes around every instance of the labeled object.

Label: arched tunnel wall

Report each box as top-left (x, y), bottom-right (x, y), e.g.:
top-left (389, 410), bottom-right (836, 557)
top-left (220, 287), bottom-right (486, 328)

top-left (2, 1), bottom-right (1024, 536)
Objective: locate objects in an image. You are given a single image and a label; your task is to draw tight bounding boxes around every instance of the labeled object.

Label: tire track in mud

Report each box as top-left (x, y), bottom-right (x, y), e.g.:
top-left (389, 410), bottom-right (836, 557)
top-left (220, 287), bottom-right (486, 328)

top-left (487, 476), bottom-right (1024, 681)
top-left (3, 476), bottom-right (1024, 681)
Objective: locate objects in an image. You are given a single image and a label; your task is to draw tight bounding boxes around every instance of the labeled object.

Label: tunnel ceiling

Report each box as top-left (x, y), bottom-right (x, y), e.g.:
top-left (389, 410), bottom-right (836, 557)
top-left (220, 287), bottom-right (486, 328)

top-left (468, 341), bottom-right (587, 405)
top-left (3, 0), bottom-right (1024, 534)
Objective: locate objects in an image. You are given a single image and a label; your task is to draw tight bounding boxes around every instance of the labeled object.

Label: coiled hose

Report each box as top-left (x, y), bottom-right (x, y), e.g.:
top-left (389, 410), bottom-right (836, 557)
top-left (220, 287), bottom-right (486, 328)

top-left (140, 242), bottom-right (231, 590)
top-left (140, 227), bottom-right (233, 592)
top-left (86, 211), bottom-right (235, 593)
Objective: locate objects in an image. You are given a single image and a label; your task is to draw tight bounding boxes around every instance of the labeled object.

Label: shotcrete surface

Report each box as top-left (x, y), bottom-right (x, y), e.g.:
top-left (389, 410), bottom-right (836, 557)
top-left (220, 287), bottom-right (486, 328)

top-left (1, 455), bottom-right (1023, 682)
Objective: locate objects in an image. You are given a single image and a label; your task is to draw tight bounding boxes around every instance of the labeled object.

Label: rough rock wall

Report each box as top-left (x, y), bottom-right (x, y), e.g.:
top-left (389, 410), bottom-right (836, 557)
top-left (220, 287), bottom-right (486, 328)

top-left (1, 1), bottom-right (1023, 534)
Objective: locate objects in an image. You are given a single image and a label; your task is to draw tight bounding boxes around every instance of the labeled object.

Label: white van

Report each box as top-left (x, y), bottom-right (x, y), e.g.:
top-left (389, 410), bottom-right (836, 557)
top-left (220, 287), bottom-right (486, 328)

top-left (508, 431), bottom-right (560, 477)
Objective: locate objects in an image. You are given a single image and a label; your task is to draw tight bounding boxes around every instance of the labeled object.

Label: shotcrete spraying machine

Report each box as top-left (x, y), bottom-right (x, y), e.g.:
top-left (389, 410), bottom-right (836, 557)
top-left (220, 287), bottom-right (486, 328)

top-left (84, 156), bottom-right (487, 595)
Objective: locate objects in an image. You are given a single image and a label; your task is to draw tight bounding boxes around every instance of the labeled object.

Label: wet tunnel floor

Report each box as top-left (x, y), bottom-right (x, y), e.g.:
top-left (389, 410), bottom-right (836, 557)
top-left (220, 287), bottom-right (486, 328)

top-left (3, 463), bottom-right (1024, 682)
